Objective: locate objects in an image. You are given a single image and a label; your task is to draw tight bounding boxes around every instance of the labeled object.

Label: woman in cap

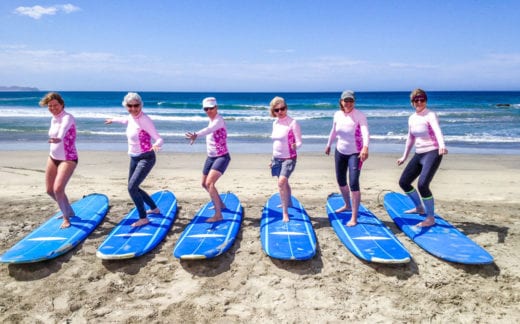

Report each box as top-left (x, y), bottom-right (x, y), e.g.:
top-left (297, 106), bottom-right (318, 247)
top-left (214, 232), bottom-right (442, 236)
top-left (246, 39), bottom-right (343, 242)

top-left (325, 90), bottom-right (370, 227)
top-left (185, 97), bottom-right (231, 222)
top-left (397, 88), bottom-right (448, 227)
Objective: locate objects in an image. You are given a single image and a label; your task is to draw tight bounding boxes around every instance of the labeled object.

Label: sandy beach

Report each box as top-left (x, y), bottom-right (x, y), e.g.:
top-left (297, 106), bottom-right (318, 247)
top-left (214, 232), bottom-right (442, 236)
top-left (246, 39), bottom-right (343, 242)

top-left (0, 151), bottom-right (519, 323)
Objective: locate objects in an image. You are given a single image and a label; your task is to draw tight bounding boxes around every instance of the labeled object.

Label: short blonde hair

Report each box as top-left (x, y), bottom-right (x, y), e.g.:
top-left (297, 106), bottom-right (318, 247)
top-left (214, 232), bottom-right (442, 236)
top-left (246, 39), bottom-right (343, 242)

top-left (122, 92), bottom-right (143, 107)
top-left (410, 88), bottom-right (427, 102)
top-left (269, 96), bottom-right (286, 117)
top-left (39, 92), bottom-right (65, 107)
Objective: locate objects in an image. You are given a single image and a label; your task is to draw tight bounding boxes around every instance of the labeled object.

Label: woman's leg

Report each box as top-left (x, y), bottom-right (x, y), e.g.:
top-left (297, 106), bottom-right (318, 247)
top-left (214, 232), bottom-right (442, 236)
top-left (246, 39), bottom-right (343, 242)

top-left (416, 151), bottom-right (443, 227)
top-left (205, 169), bottom-right (224, 222)
top-left (53, 161), bottom-right (77, 228)
top-left (278, 175), bottom-right (291, 222)
top-left (334, 149), bottom-right (351, 213)
top-left (346, 154), bottom-right (361, 227)
top-left (128, 153), bottom-right (156, 226)
top-left (45, 157), bottom-right (58, 201)
top-left (399, 154), bottom-right (424, 213)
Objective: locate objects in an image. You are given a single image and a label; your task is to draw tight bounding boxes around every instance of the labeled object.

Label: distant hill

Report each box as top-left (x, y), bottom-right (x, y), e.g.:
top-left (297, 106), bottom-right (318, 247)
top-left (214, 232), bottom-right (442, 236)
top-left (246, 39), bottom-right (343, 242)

top-left (0, 86), bottom-right (39, 91)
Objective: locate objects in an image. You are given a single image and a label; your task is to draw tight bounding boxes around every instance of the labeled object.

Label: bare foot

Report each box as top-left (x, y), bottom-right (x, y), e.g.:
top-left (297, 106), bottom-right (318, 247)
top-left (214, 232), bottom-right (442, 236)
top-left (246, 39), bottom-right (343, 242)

top-left (146, 208), bottom-right (161, 214)
top-left (277, 204), bottom-right (293, 209)
top-left (404, 207), bottom-right (425, 214)
top-left (335, 205), bottom-right (351, 213)
top-left (60, 218), bottom-right (71, 229)
top-left (282, 214), bottom-right (290, 223)
top-left (131, 218), bottom-right (150, 227)
top-left (206, 215), bottom-right (223, 223)
top-left (346, 219), bottom-right (357, 227)
top-left (416, 216), bottom-right (435, 227)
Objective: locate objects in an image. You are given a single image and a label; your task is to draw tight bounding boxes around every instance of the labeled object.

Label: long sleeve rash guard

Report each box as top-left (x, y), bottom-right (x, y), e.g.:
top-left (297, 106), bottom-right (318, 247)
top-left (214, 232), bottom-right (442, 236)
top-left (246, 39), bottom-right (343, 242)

top-left (326, 109), bottom-right (369, 155)
top-left (48, 110), bottom-right (78, 161)
top-left (112, 112), bottom-right (163, 156)
top-left (195, 114), bottom-right (229, 157)
top-left (271, 116), bottom-right (302, 159)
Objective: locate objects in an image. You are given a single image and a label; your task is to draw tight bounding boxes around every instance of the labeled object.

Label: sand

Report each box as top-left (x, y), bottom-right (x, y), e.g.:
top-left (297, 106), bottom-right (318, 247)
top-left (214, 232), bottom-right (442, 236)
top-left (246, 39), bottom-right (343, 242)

top-left (0, 151), bottom-right (519, 323)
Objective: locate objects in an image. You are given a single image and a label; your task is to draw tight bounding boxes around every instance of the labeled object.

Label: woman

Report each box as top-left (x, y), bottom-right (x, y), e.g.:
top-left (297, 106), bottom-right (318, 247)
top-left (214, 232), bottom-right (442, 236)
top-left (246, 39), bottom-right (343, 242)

top-left (185, 97), bottom-right (231, 223)
top-left (105, 92), bottom-right (163, 227)
top-left (397, 88), bottom-right (448, 227)
top-left (40, 92), bottom-right (78, 229)
top-left (325, 90), bottom-right (369, 227)
top-left (269, 96), bottom-right (302, 222)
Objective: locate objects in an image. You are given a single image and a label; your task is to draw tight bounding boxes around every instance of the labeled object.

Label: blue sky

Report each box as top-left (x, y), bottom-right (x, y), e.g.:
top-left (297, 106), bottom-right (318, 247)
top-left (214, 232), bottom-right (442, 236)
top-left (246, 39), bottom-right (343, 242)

top-left (1, 1), bottom-right (519, 91)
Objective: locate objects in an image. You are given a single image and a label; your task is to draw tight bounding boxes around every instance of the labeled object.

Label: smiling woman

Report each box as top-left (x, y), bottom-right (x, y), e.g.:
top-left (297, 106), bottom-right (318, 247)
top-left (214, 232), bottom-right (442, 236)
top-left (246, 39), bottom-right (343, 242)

top-left (104, 92), bottom-right (164, 227)
top-left (39, 91), bottom-right (78, 229)
top-left (185, 96), bottom-right (231, 223)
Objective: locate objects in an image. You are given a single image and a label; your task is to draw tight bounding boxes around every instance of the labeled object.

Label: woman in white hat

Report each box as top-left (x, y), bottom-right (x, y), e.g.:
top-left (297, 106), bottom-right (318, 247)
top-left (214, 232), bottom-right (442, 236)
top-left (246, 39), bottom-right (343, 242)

top-left (185, 97), bottom-right (231, 222)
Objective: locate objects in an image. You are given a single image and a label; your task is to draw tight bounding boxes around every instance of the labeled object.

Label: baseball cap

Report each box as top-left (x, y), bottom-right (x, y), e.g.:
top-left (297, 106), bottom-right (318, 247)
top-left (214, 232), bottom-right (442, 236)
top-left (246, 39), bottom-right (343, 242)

top-left (202, 97), bottom-right (217, 108)
top-left (340, 90), bottom-right (355, 101)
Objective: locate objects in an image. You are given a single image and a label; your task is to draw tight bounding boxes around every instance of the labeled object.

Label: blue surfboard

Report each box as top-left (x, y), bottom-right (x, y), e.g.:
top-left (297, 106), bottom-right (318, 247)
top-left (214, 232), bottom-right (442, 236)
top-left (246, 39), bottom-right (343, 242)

top-left (97, 190), bottom-right (177, 260)
top-left (261, 193), bottom-right (317, 260)
top-left (173, 192), bottom-right (243, 260)
top-left (0, 193), bottom-right (109, 264)
top-left (327, 193), bottom-right (410, 263)
top-left (384, 192), bottom-right (493, 264)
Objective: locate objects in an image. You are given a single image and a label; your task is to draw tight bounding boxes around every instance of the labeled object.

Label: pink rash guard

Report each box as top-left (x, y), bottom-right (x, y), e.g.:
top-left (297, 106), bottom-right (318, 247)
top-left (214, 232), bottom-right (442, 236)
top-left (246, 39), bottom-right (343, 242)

top-left (326, 109), bottom-right (369, 155)
top-left (112, 112), bottom-right (163, 156)
top-left (271, 116), bottom-right (302, 159)
top-left (195, 114), bottom-right (229, 157)
top-left (48, 110), bottom-right (78, 161)
top-left (402, 108), bottom-right (446, 158)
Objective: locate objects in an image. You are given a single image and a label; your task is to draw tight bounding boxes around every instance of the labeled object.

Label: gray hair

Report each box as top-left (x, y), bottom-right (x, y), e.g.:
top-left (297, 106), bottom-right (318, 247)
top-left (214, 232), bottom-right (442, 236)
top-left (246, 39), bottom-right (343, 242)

top-left (122, 92), bottom-right (143, 107)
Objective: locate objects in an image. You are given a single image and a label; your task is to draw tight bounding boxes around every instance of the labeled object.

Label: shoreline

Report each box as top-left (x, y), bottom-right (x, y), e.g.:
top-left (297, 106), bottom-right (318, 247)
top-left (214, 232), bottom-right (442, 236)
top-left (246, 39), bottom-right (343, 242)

top-left (1, 151), bottom-right (519, 203)
top-left (1, 142), bottom-right (520, 155)
top-left (1, 151), bottom-right (519, 322)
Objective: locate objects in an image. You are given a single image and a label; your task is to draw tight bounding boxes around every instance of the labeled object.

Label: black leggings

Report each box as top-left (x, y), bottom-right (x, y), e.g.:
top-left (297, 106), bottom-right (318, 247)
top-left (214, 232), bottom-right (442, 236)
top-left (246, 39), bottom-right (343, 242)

top-left (399, 150), bottom-right (443, 198)
top-left (335, 149), bottom-right (361, 191)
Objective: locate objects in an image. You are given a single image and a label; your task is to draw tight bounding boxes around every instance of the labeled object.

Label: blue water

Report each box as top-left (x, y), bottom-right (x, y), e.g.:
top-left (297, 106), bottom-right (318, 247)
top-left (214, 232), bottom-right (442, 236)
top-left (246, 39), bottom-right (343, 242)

top-left (1, 91), bottom-right (519, 154)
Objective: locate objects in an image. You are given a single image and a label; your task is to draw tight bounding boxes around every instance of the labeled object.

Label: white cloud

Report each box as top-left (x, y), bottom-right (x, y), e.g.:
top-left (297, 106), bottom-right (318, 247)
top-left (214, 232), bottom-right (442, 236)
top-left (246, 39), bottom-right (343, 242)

top-left (14, 4), bottom-right (80, 20)
top-left (60, 4), bottom-right (80, 14)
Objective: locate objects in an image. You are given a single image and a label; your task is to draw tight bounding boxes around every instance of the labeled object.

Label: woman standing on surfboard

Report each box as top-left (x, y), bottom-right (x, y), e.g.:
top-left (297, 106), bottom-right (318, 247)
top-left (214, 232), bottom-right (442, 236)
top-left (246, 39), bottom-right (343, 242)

top-left (325, 90), bottom-right (370, 227)
top-left (269, 96), bottom-right (302, 223)
top-left (40, 92), bottom-right (78, 229)
top-left (397, 88), bottom-right (448, 227)
top-left (185, 97), bottom-right (231, 223)
top-left (105, 92), bottom-right (163, 227)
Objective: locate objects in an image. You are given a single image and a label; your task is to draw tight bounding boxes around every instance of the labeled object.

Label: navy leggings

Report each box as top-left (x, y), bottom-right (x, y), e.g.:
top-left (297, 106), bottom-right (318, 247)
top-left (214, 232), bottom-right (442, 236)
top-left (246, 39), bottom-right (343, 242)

top-left (399, 149), bottom-right (443, 198)
top-left (128, 151), bottom-right (157, 219)
top-left (335, 149), bottom-right (361, 191)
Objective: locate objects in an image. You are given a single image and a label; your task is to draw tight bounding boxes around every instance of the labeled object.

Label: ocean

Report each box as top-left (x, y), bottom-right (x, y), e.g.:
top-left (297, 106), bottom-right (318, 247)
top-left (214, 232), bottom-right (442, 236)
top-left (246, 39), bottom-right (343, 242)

top-left (1, 91), bottom-right (519, 155)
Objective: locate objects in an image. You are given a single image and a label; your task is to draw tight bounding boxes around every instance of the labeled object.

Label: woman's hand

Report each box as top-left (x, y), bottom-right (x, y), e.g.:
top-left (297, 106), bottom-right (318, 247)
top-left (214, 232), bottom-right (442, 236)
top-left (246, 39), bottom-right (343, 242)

top-left (48, 138), bottom-right (61, 144)
top-left (185, 132), bottom-right (197, 145)
top-left (359, 146), bottom-right (369, 161)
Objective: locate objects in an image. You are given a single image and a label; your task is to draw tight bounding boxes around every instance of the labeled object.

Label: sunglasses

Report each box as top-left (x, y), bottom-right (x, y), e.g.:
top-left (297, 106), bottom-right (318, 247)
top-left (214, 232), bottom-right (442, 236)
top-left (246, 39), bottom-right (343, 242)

top-left (274, 106), bottom-right (287, 113)
top-left (413, 98), bottom-right (426, 103)
top-left (127, 103), bottom-right (140, 108)
top-left (203, 106), bottom-right (216, 112)
top-left (342, 98), bottom-right (354, 103)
